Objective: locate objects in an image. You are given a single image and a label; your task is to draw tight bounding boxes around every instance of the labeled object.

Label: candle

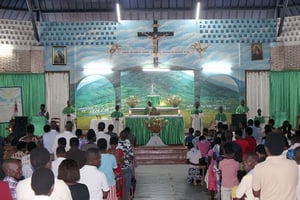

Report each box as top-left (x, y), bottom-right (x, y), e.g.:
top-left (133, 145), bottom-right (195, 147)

top-left (178, 109), bottom-right (181, 115)
top-left (129, 110), bottom-right (132, 116)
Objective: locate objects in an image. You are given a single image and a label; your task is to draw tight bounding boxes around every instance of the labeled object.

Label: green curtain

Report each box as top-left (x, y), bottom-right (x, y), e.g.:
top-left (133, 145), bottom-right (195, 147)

top-left (270, 71), bottom-right (300, 128)
top-left (0, 74), bottom-right (46, 137)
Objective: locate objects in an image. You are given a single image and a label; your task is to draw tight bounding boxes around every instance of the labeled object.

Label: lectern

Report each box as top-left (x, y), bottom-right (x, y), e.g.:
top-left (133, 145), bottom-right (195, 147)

top-left (231, 114), bottom-right (247, 131)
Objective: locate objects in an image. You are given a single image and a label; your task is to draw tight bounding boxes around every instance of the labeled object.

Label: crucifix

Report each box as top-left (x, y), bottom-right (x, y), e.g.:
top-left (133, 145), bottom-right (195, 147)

top-left (137, 20), bottom-right (174, 67)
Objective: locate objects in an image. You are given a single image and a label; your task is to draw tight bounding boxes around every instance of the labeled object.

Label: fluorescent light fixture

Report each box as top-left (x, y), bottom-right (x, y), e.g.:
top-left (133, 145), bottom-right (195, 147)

top-left (142, 68), bottom-right (170, 72)
top-left (202, 62), bottom-right (232, 74)
top-left (116, 3), bottom-right (121, 23)
top-left (195, 1), bottom-right (200, 21)
top-left (83, 62), bottom-right (113, 75)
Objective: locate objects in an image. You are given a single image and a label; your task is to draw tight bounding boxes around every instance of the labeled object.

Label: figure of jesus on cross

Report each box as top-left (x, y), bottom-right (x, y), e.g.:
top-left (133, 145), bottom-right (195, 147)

top-left (138, 20), bottom-right (174, 67)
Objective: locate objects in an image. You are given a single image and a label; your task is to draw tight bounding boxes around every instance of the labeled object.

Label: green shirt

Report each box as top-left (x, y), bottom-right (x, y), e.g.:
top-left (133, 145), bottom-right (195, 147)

top-left (191, 108), bottom-right (203, 114)
top-left (111, 111), bottom-right (124, 118)
top-left (235, 105), bottom-right (249, 114)
top-left (215, 112), bottom-right (227, 122)
top-left (254, 115), bottom-right (265, 124)
top-left (62, 106), bottom-right (75, 114)
top-left (144, 106), bottom-right (157, 115)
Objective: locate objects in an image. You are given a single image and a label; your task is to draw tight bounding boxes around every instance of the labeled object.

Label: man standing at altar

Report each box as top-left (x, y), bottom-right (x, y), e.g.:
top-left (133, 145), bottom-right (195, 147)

top-left (215, 106), bottom-right (227, 125)
top-left (62, 100), bottom-right (76, 129)
top-left (110, 105), bottom-right (123, 135)
top-left (235, 99), bottom-right (249, 114)
top-left (144, 101), bottom-right (157, 115)
top-left (191, 101), bottom-right (203, 132)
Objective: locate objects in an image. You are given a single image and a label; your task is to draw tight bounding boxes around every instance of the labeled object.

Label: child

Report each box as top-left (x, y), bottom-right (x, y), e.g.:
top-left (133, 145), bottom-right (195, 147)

top-left (31, 168), bottom-right (55, 200)
top-left (218, 143), bottom-right (239, 200)
top-left (235, 152), bottom-right (259, 200)
top-left (186, 143), bottom-right (202, 185)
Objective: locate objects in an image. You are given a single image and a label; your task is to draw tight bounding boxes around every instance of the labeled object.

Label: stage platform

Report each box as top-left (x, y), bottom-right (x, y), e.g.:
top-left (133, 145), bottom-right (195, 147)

top-left (134, 144), bottom-right (187, 165)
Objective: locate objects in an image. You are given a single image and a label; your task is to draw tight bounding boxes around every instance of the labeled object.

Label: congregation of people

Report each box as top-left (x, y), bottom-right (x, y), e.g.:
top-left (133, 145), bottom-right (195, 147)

top-left (185, 103), bottom-right (300, 200)
top-left (0, 103), bottom-right (136, 200)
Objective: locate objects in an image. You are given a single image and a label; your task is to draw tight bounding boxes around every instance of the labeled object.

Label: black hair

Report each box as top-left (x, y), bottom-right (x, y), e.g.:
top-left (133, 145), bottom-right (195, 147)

top-left (31, 168), bottom-right (54, 195)
top-left (43, 125), bottom-right (50, 133)
top-left (97, 138), bottom-right (107, 150)
top-left (254, 120), bottom-right (260, 127)
top-left (268, 119), bottom-right (275, 126)
top-left (255, 144), bottom-right (266, 155)
top-left (247, 119), bottom-right (254, 126)
top-left (223, 142), bottom-right (234, 155)
top-left (27, 141), bottom-right (37, 152)
top-left (245, 127), bottom-right (253, 136)
top-left (16, 141), bottom-right (27, 151)
top-left (30, 147), bottom-right (50, 170)
top-left (187, 143), bottom-right (194, 149)
top-left (86, 129), bottom-right (96, 141)
top-left (110, 136), bottom-right (119, 145)
top-left (58, 137), bottom-right (67, 147)
top-left (97, 122), bottom-right (105, 131)
top-left (75, 129), bottom-right (83, 137)
top-left (265, 132), bottom-right (285, 155)
top-left (108, 124), bottom-right (114, 131)
top-left (56, 146), bottom-right (66, 155)
top-left (69, 137), bottom-right (79, 147)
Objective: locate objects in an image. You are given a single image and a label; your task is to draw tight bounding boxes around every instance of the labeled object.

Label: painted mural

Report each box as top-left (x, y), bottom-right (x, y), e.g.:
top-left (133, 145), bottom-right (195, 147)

top-left (43, 19), bottom-right (273, 129)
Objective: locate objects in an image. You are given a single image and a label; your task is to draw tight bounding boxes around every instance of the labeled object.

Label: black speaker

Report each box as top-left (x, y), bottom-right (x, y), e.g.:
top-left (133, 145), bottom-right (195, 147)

top-left (14, 116), bottom-right (28, 139)
top-left (231, 114), bottom-right (247, 131)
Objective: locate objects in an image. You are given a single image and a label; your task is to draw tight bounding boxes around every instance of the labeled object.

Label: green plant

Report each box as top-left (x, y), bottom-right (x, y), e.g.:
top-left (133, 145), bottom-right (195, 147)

top-left (168, 95), bottom-right (182, 107)
top-left (126, 96), bottom-right (139, 108)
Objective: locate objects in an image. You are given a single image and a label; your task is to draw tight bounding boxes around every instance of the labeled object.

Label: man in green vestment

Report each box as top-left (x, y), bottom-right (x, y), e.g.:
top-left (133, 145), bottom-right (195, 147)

top-left (254, 108), bottom-right (265, 125)
top-left (111, 105), bottom-right (124, 134)
top-left (235, 99), bottom-right (249, 114)
top-left (144, 101), bottom-right (157, 115)
top-left (215, 106), bottom-right (227, 125)
top-left (62, 100), bottom-right (75, 115)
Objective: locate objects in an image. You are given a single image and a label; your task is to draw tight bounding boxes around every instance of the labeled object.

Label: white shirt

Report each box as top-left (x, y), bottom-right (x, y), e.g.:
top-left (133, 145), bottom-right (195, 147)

top-left (95, 131), bottom-right (111, 150)
top-left (297, 165), bottom-right (300, 200)
top-left (43, 129), bottom-right (58, 154)
top-left (79, 165), bottom-right (109, 200)
top-left (236, 170), bottom-right (258, 200)
top-left (16, 177), bottom-right (72, 200)
top-left (32, 195), bottom-right (51, 200)
top-left (51, 157), bottom-right (66, 178)
top-left (186, 147), bottom-right (202, 168)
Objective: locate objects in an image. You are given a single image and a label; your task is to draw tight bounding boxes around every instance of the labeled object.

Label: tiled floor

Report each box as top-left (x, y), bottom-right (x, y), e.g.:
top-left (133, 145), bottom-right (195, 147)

top-left (133, 164), bottom-right (210, 200)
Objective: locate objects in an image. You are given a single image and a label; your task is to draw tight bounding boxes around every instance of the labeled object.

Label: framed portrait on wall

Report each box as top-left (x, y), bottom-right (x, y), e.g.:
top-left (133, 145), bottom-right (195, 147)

top-left (52, 46), bottom-right (67, 65)
top-left (251, 43), bottom-right (263, 60)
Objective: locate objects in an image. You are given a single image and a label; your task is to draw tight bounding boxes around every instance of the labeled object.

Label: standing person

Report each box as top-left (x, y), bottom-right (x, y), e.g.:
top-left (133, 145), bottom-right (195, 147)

top-left (2, 159), bottom-right (23, 200)
top-left (98, 139), bottom-right (118, 200)
top-left (96, 122), bottom-right (111, 150)
top-left (16, 147), bottom-right (72, 200)
top-left (106, 124), bottom-right (118, 138)
top-left (62, 100), bottom-right (75, 116)
top-left (62, 100), bottom-right (76, 130)
top-left (108, 137), bottom-right (124, 200)
top-left (81, 129), bottom-right (98, 151)
top-left (65, 138), bottom-right (86, 169)
top-left (0, 181), bottom-right (13, 200)
top-left (244, 127), bottom-right (256, 153)
top-left (215, 106), bottom-right (227, 125)
top-left (38, 104), bottom-right (49, 121)
top-left (235, 152), bottom-right (259, 200)
top-left (252, 132), bottom-right (298, 199)
top-left (218, 143), bottom-right (239, 200)
top-left (75, 129), bottom-right (88, 149)
top-left (191, 101), bottom-right (203, 132)
top-left (51, 147), bottom-right (66, 178)
top-left (235, 99), bottom-right (249, 114)
top-left (186, 143), bottom-right (202, 186)
top-left (58, 159), bottom-right (89, 200)
top-left (117, 130), bottom-right (134, 200)
top-left (42, 121), bottom-right (58, 159)
top-left (254, 108), bottom-right (265, 125)
top-left (184, 128), bottom-right (195, 147)
top-left (111, 105), bottom-right (124, 135)
top-left (79, 148), bottom-right (109, 200)
top-left (31, 168), bottom-right (54, 200)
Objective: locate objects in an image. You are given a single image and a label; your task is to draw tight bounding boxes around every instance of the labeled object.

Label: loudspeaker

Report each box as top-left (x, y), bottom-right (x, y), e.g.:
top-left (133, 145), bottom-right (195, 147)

top-left (231, 114), bottom-right (247, 131)
top-left (14, 116), bottom-right (28, 139)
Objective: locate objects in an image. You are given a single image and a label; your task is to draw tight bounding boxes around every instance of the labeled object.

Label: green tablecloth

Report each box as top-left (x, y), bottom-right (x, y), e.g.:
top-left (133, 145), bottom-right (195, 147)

top-left (125, 116), bottom-right (185, 145)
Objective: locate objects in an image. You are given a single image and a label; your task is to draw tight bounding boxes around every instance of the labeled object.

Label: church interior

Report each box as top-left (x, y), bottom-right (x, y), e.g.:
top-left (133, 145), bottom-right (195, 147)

top-left (2, 0), bottom-right (300, 200)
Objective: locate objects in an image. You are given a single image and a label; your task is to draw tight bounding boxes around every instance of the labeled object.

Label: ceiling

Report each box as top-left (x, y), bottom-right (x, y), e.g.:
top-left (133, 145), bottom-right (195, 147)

top-left (0, 0), bottom-right (300, 22)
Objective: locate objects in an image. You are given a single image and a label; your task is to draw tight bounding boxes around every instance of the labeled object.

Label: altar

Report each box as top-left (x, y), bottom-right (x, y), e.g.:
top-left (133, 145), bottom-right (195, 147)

top-left (125, 115), bottom-right (185, 145)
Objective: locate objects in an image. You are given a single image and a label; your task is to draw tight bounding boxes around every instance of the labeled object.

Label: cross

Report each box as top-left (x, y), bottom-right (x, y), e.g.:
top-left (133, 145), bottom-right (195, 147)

top-left (137, 20), bottom-right (174, 67)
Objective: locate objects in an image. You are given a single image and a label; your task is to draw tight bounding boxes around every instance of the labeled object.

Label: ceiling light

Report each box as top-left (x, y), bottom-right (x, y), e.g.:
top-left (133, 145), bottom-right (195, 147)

top-left (195, 1), bottom-right (200, 21)
top-left (116, 3), bottom-right (121, 23)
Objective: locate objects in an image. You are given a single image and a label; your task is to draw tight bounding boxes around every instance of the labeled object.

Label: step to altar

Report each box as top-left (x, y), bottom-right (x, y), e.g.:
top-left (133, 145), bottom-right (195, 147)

top-left (134, 145), bottom-right (188, 165)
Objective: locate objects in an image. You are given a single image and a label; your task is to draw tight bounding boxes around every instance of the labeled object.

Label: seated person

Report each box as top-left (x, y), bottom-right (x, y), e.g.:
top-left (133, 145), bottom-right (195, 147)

top-left (143, 101), bottom-right (157, 115)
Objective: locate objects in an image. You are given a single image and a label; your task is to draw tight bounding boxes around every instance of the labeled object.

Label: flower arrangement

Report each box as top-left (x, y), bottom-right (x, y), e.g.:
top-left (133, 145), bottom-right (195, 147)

top-left (144, 118), bottom-right (169, 133)
top-left (126, 96), bottom-right (139, 108)
top-left (168, 95), bottom-right (182, 107)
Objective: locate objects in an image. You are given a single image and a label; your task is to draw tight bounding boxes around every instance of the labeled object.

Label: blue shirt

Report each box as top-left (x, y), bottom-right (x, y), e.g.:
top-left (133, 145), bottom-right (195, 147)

top-left (98, 153), bottom-right (117, 186)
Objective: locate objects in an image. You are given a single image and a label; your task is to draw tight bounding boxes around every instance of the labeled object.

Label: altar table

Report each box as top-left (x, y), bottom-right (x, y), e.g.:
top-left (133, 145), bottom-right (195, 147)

top-left (125, 115), bottom-right (185, 145)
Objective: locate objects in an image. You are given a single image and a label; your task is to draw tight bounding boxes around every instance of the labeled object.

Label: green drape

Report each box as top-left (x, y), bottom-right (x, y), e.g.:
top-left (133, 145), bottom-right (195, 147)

top-left (270, 71), bottom-right (300, 128)
top-left (0, 74), bottom-right (46, 137)
top-left (125, 116), bottom-right (185, 145)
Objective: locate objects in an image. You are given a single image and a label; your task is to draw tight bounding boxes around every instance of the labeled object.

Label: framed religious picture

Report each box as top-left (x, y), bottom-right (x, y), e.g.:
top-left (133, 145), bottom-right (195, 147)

top-left (52, 46), bottom-right (67, 65)
top-left (251, 43), bottom-right (263, 60)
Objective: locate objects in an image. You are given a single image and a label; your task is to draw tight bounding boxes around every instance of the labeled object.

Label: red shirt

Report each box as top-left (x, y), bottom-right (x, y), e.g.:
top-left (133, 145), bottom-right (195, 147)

top-left (245, 136), bottom-right (256, 153)
top-left (0, 181), bottom-right (13, 200)
top-left (234, 139), bottom-right (249, 158)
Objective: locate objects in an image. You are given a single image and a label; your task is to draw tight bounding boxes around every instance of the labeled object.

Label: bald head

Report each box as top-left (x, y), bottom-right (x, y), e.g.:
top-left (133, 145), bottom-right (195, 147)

top-left (2, 159), bottom-right (22, 179)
